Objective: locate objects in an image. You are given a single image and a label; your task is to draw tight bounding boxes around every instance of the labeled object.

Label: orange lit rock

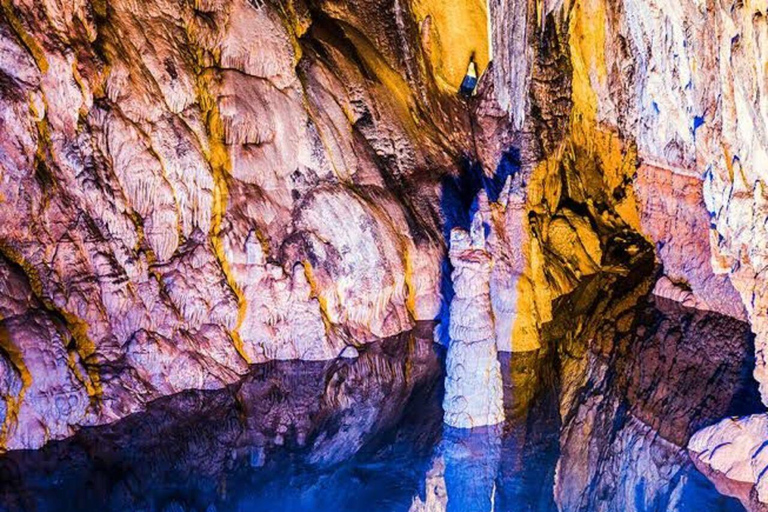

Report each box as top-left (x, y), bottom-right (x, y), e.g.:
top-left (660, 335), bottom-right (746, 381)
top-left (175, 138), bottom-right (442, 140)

top-left (412, 0), bottom-right (490, 91)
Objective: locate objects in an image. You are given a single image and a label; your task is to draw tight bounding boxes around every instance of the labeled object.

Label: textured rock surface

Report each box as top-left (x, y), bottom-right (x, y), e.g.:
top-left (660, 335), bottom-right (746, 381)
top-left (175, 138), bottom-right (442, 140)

top-left (636, 163), bottom-right (747, 320)
top-left (531, 2), bottom-right (768, 503)
top-left (442, 218), bottom-right (504, 428)
top-left (411, 0), bottom-right (489, 90)
top-left (3, 0), bottom-right (768, 476)
top-left (481, 1), bottom-right (768, 503)
top-left (0, 293), bottom-right (755, 511)
top-left (0, 0), bottom-right (476, 448)
top-left (555, 0), bottom-right (768, 400)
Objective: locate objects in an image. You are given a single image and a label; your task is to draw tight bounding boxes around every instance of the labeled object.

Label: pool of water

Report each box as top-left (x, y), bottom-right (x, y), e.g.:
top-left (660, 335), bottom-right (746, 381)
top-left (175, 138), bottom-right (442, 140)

top-left (0, 294), bottom-right (763, 512)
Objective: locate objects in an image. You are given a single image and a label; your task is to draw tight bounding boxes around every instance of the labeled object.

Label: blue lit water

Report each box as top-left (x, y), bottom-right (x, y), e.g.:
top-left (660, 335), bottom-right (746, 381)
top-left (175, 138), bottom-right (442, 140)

top-left (0, 296), bottom-right (760, 512)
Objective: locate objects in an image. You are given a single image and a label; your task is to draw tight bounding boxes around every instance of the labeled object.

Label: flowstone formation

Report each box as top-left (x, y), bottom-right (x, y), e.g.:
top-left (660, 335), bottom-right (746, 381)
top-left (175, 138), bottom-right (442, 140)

top-left (0, 0), bottom-right (474, 449)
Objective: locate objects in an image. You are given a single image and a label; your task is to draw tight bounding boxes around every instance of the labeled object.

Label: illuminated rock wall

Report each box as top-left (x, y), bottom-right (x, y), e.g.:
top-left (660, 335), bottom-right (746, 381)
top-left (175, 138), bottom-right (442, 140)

top-left (481, 0), bottom-right (765, 398)
top-left (2, 0), bottom-right (768, 458)
top-left (556, 0), bottom-right (768, 397)
top-left (493, 1), bottom-right (768, 507)
top-left (412, 0), bottom-right (490, 91)
top-left (0, 0), bottom-right (476, 449)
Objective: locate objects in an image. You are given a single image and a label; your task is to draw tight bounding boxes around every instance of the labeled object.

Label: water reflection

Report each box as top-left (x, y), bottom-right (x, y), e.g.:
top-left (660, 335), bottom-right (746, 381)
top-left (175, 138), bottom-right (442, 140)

top-left (0, 330), bottom-right (445, 512)
top-left (443, 425), bottom-right (501, 512)
top-left (0, 293), bottom-right (763, 512)
top-left (412, 350), bottom-right (559, 512)
top-left (552, 290), bottom-right (762, 512)
top-left (413, 425), bottom-right (502, 512)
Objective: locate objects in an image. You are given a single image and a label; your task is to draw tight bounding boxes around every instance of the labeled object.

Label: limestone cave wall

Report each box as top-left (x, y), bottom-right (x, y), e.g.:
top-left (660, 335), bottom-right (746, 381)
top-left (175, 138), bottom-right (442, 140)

top-left (2, 1), bottom-right (768, 486)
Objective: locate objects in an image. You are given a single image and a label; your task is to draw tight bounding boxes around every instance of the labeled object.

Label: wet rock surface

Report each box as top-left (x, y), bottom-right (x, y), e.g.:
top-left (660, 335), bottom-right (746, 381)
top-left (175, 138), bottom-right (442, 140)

top-left (689, 415), bottom-right (768, 512)
top-left (0, 278), bottom-right (761, 512)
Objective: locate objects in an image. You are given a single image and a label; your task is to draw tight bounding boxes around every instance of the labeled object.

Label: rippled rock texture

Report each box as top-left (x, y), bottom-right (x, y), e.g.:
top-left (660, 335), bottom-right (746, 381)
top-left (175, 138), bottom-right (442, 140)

top-left (0, 0), bottom-right (632, 449)
top-left (0, 0), bottom-right (477, 449)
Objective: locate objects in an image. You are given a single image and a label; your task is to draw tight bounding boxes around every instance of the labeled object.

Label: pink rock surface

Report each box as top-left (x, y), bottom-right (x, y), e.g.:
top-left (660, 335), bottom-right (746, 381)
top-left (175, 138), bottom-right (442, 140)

top-left (0, 0), bottom-right (467, 449)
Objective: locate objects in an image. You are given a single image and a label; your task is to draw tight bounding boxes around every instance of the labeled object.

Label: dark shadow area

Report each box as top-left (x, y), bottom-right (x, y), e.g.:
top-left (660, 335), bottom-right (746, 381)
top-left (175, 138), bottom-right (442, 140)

top-left (620, 295), bottom-right (764, 442)
top-left (439, 150), bottom-right (521, 236)
top-left (496, 350), bottom-right (560, 512)
top-left (548, 257), bottom-right (761, 512)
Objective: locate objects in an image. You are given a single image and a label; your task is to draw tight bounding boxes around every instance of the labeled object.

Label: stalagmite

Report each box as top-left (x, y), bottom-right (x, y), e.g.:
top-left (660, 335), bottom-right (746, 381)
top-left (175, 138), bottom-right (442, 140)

top-left (442, 212), bottom-right (504, 429)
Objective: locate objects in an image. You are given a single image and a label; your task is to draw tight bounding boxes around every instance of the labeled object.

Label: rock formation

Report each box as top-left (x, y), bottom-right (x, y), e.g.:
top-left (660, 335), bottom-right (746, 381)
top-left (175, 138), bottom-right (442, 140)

top-left (442, 213), bottom-right (504, 428)
top-left (550, 271), bottom-right (762, 512)
top-left (3, 5), bottom-right (768, 511)
top-left (689, 416), bottom-right (768, 512)
top-left (0, 0), bottom-right (470, 449)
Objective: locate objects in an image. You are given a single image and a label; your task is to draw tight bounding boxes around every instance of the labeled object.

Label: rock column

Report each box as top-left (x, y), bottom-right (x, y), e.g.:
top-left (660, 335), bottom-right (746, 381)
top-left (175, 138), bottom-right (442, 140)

top-left (443, 212), bottom-right (505, 428)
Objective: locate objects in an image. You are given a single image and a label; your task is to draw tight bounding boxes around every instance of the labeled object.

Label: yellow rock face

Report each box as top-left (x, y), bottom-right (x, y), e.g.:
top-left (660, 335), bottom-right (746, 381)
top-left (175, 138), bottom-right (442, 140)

top-left (412, 0), bottom-right (490, 90)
